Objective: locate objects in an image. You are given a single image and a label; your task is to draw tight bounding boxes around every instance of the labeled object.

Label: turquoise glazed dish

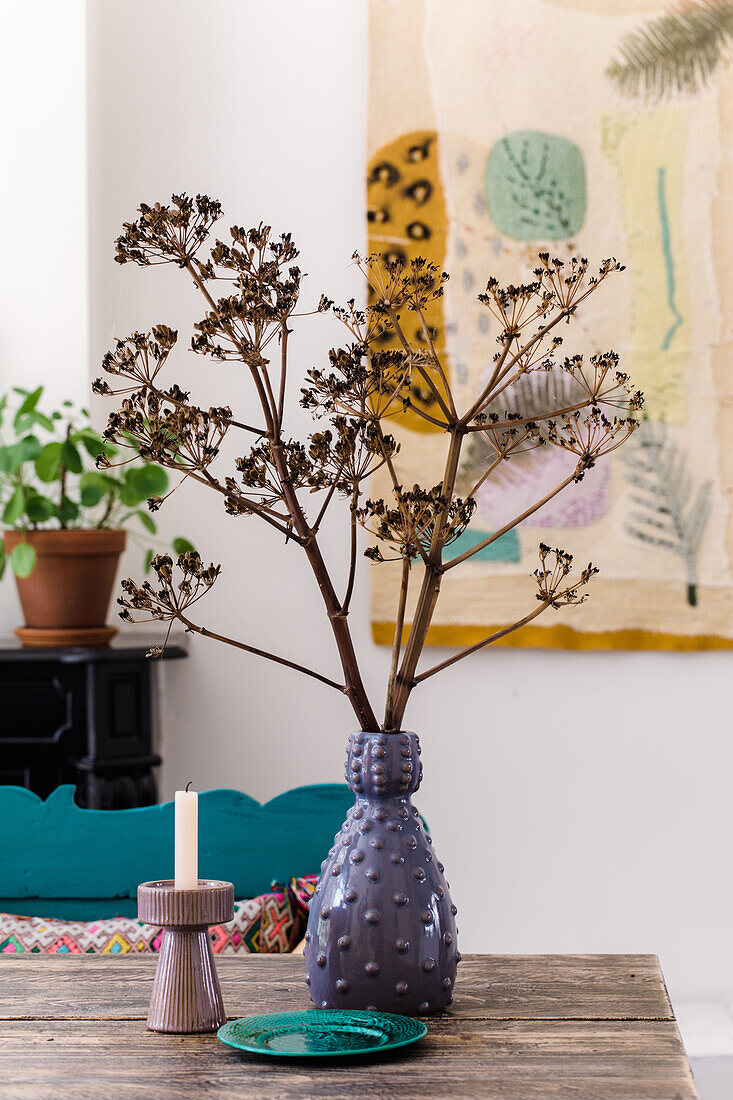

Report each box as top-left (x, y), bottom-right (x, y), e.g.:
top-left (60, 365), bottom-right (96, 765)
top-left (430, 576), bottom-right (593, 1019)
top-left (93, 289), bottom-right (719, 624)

top-left (217, 1009), bottom-right (427, 1058)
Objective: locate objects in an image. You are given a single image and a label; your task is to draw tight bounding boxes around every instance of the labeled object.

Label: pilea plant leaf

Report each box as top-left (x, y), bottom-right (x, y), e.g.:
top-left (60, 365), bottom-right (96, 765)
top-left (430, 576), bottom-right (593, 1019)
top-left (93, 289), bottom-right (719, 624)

top-left (25, 493), bottom-right (56, 524)
top-left (18, 435), bottom-right (42, 463)
top-left (35, 442), bottom-right (63, 483)
top-left (58, 496), bottom-right (80, 525)
top-left (13, 386), bottom-right (43, 425)
top-left (135, 510), bottom-right (156, 535)
top-left (60, 440), bottom-right (82, 475)
top-left (10, 541), bottom-right (36, 578)
top-left (129, 464), bottom-right (169, 498)
top-left (79, 483), bottom-right (106, 508)
top-left (2, 487), bottom-right (25, 526)
top-left (73, 429), bottom-right (109, 461)
top-left (79, 470), bottom-right (117, 494)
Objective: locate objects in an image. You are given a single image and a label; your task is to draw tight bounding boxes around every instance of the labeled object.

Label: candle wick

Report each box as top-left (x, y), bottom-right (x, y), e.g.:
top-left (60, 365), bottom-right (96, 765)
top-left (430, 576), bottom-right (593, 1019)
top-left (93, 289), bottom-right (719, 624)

top-left (185, 780), bottom-right (193, 793)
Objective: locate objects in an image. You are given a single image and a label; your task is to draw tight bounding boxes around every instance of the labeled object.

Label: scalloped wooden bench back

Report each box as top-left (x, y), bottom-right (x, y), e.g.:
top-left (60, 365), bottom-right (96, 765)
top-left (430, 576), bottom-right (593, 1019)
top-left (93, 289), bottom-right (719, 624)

top-left (0, 783), bottom-right (352, 919)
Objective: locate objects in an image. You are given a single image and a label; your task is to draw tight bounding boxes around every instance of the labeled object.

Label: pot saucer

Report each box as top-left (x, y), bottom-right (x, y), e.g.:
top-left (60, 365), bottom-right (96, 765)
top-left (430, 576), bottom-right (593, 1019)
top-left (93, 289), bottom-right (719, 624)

top-left (15, 626), bottom-right (117, 648)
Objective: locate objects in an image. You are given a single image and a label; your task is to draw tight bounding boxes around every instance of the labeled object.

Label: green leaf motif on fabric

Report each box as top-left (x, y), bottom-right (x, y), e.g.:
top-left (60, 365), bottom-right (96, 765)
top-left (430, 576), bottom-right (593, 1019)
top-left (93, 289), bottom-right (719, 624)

top-left (485, 131), bottom-right (586, 241)
top-left (448, 527), bottom-right (519, 564)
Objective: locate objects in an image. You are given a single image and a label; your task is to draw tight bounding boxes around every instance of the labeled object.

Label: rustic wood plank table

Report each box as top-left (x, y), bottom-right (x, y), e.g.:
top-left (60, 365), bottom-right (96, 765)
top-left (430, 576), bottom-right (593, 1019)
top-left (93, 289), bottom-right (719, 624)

top-left (0, 953), bottom-right (697, 1099)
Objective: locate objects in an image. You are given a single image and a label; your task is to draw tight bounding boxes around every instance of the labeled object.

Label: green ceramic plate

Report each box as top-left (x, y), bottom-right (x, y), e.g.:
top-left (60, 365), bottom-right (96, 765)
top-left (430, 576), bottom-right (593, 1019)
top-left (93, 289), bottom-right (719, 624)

top-left (217, 1009), bottom-right (427, 1058)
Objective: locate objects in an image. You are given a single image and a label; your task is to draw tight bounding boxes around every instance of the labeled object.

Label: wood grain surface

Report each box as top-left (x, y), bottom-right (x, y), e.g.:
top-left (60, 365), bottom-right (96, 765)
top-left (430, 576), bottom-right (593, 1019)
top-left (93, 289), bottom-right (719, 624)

top-left (0, 954), bottom-right (698, 1100)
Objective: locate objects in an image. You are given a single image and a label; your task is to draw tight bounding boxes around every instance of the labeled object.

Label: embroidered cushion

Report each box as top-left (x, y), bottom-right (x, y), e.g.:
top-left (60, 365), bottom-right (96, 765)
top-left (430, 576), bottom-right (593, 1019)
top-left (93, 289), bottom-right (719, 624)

top-left (0, 875), bottom-right (317, 955)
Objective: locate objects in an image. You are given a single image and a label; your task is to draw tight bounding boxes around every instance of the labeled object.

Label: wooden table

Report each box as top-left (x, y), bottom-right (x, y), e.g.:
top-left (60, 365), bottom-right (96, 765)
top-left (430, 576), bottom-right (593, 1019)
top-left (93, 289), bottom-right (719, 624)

top-left (0, 954), bottom-right (698, 1099)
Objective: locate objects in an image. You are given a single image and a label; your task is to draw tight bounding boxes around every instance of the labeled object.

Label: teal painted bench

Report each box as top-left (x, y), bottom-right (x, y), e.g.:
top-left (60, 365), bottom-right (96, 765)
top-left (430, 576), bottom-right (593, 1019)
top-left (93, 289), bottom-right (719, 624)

top-left (0, 784), bottom-right (352, 920)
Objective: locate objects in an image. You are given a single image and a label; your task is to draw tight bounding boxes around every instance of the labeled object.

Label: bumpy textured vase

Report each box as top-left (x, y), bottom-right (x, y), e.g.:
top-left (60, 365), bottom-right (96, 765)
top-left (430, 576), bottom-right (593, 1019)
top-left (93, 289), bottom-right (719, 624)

top-left (303, 731), bottom-right (459, 1016)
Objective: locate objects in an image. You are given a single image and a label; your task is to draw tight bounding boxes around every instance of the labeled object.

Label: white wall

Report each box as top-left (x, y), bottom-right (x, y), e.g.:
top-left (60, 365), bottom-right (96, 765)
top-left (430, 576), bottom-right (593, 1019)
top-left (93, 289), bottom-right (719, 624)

top-left (0, 0), bottom-right (90, 625)
top-left (82, 0), bottom-right (733, 1006)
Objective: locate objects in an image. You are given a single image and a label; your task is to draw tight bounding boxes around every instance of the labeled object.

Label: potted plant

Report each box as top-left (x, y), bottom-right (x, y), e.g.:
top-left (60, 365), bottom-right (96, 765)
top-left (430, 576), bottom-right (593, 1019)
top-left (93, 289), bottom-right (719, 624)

top-left (0, 387), bottom-right (192, 646)
top-left (99, 194), bottom-right (643, 1014)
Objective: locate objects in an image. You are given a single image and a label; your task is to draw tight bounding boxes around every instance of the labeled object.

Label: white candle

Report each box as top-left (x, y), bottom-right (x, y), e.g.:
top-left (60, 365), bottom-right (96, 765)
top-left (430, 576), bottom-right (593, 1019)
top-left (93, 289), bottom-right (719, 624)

top-left (174, 785), bottom-right (198, 890)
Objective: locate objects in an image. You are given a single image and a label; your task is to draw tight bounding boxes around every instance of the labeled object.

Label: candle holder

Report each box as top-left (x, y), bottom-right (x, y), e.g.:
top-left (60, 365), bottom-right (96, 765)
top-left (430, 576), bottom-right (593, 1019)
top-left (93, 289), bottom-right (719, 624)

top-left (138, 879), bottom-right (234, 1033)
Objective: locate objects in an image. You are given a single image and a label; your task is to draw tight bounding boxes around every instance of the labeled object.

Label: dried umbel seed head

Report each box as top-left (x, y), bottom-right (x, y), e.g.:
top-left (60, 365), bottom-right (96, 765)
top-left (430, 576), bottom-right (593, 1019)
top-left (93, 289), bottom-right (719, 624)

top-left (308, 418), bottom-right (399, 496)
top-left (101, 384), bottom-right (231, 478)
top-left (359, 485), bottom-right (476, 563)
top-left (302, 345), bottom-right (415, 422)
top-left (119, 551), bottom-right (221, 654)
top-left (233, 439), bottom-right (329, 506)
top-left (478, 412), bottom-right (545, 462)
top-left (354, 252), bottom-right (449, 318)
top-left (115, 194), bottom-right (223, 267)
top-left (96, 326), bottom-right (178, 391)
top-left (191, 225), bottom-right (302, 363)
top-left (533, 543), bottom-right (599, 607)
top-left (547, 405), bottom-right (639, 480)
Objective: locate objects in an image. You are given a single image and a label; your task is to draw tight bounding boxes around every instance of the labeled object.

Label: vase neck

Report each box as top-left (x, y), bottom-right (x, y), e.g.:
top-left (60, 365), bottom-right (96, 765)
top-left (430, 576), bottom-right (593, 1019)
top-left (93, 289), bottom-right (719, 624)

top-left (346, 730), bottom-right (422, 799)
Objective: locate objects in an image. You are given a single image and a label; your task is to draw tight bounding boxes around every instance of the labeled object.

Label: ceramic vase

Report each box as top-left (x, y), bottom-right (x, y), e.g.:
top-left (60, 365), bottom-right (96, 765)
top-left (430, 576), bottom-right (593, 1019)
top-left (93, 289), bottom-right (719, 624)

top-left (303, 731), bottom-right (459, 1016)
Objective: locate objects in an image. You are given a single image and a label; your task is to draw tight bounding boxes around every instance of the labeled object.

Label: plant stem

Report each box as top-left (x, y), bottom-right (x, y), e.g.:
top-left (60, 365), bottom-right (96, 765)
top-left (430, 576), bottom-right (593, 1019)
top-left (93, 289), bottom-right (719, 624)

top-left (385, 304), bottom-right (456, 425)
top-left (461, 309), bottom-right (570, 424)
top-left (341, 484), bottom-right (360, 615)
top-left (389, 428), bottom-right (465, 729)
top-left (384, 554), bottom-right (410, 731)
top-left (184, 258), bottom-right (380, 732)
top-left (413, 599), bottom-right (553, 684)
top-left (59, 424), bottom-right (71, 530)
top-left (444, 469), bottom-right (578, 571)
top-left (96, 489), bottom-right (116, 530)
top-left (177, 613), bottom-right (345, 692)
top-left (414, 303), bottom-right (457, 420)
top-left (278, 323), bottom-right (288, 429)
top-left (272, 443), bottom-right (379, 731)
top-left (195, 467), bottom-right (298, 541)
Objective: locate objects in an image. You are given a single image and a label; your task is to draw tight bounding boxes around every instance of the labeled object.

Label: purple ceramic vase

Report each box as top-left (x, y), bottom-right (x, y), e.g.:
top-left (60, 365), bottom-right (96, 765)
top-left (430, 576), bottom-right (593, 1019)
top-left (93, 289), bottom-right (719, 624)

top-left (303, 731), bottom-right (459, 1016)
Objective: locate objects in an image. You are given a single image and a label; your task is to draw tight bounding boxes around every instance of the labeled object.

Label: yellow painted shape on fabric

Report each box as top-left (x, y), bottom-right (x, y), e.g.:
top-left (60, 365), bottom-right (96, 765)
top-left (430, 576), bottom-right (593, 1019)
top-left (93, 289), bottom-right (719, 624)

top-left (372, 620), bottom-right (733, 651)
top-left (367, 130), bottom-right (450, 433)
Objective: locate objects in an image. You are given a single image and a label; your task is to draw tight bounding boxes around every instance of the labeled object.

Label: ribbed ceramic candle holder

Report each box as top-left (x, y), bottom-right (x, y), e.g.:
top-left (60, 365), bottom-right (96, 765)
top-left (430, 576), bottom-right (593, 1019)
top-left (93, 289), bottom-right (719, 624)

top-left (138, 879), bottom-right (234, 1033)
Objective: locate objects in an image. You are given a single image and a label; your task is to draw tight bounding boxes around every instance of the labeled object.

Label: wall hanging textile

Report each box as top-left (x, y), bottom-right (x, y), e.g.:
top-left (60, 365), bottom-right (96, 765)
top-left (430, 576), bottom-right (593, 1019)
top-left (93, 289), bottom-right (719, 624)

top-left (368, 0), bottom-right (733, 650)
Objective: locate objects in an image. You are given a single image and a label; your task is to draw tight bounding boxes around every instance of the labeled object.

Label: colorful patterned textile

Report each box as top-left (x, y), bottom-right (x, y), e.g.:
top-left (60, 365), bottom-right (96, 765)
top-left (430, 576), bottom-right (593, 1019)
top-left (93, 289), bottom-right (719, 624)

top-left (369, 0), bottom-right (733, 650)
top-left (0, 876), bottom-right (317, 955)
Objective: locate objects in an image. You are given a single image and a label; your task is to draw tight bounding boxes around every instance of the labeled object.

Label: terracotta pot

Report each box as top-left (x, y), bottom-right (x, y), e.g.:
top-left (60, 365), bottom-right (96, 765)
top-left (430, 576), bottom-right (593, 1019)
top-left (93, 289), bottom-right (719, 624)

top-left (3, 528), bottom-right (127, 647)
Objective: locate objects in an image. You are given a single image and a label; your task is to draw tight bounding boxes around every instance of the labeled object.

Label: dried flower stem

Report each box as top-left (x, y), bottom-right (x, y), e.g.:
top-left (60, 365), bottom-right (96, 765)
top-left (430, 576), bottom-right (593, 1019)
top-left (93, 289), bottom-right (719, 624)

top-left (384, 304), bottom-right (454, 426)
top-left (106, 198), bottom-right (641, 733)
top-left (341, 485), bottom-right (361, 615)
top-left (444, 469), bottom-right (578, 571)
top-left (176, 613), bottom-right (344, 692)
top-left (413, 598), bottom-right (554, 684)
top-left (184, 258), bottom-right (379, 731)
top-left (384, 555), bottom-right (411, 731)
top-left (389, 428), bottom-right (464, 727)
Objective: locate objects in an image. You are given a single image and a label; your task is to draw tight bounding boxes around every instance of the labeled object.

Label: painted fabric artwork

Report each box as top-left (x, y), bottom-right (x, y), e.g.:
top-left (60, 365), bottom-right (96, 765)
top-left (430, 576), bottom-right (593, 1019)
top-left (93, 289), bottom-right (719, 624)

top-left (368, 0), bottom-right (733, 649)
